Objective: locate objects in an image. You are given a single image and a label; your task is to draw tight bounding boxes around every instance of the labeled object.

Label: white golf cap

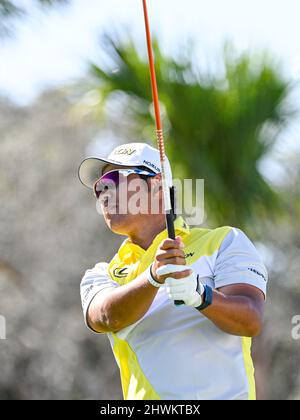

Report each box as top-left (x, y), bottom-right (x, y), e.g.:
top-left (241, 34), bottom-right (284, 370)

top-left (78, 142), bottom-right (173, 189)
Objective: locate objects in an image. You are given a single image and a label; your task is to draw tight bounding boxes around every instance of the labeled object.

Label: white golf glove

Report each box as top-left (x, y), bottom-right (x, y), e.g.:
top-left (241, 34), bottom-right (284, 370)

top-left (156, 265), bottom-right (205, 308)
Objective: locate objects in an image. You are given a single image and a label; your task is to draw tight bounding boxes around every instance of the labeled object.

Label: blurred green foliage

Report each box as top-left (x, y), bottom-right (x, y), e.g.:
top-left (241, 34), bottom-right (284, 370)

top-left (90, 35), bottom-right (294, 233)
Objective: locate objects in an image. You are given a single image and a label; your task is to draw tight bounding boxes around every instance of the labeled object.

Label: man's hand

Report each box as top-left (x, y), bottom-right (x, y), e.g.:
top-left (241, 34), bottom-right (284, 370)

top-left (164, 272), bottom-right (204, 308)
top-left (151, 236), bottom-right (192, 284)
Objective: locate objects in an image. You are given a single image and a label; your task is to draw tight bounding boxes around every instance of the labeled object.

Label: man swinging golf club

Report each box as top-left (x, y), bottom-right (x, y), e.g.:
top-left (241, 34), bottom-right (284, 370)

top-left (79, 0), bottom-right (267, 401)
top-left (78, 141), bottom-right (268, 400)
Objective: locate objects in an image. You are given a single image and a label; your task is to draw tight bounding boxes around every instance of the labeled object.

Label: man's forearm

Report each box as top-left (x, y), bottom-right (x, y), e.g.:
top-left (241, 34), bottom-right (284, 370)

top-left (88, 271), bottom-right (159, 333)
top-left (201, 286), bottom-right (264, 337)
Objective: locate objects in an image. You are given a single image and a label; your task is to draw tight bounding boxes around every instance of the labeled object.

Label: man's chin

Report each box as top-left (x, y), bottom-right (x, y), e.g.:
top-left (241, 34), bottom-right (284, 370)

top-left (104, 213), bottom-right (132, 235)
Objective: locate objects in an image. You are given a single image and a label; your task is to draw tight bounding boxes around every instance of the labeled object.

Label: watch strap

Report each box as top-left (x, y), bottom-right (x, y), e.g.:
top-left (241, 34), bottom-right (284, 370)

top-left (195, 285), bottom-right (213, 311)
top-left (147, 264), bottom-right (163, 288)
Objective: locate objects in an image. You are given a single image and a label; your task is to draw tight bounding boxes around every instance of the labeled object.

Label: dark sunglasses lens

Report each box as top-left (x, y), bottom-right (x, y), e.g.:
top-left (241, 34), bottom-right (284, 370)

top-left (94, 171), bottom-right (119, 198)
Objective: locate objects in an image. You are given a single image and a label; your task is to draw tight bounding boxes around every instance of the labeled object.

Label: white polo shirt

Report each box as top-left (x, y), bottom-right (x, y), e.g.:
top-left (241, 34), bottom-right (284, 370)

top-left (80, 218), bottom-right (267, 400)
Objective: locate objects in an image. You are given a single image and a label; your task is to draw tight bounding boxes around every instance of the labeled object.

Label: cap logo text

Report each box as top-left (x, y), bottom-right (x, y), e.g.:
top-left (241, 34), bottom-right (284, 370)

top-left (143, 160), bottom-right (160, 172)
top-left (114, 148), bottom-right (136, 156)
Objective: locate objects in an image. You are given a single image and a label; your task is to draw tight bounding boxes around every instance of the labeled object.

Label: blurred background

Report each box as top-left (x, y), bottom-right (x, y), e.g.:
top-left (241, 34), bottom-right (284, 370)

top-left (0, 0), bottom-right (300, 400)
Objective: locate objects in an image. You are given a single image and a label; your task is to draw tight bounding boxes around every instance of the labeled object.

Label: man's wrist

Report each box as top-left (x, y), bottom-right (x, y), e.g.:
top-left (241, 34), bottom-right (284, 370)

top-left (195, 285), bottom-right (213, 311)
top-left (147, 264), bottom-right (163, 288)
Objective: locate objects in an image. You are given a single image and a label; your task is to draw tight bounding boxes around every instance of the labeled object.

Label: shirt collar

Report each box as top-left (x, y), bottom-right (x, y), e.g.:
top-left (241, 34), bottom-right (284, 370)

top-left (117, 217), bottom-right (190, 261)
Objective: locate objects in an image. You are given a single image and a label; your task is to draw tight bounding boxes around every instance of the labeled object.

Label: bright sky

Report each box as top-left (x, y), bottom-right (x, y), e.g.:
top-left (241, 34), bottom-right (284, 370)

top-left (0, 0), bottom-right (299, 180)
top-left (1, 0), bottom-right (300, 103)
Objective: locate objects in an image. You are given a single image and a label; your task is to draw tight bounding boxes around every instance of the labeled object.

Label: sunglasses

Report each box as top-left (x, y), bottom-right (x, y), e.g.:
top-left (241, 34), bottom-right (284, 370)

top-left (93, 168), bottom-right (156, 199)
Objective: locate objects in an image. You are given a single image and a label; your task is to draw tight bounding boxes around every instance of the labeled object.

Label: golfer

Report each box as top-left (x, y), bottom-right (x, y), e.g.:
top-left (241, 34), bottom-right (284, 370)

top-left (79, 142), bottom-right (268, 400)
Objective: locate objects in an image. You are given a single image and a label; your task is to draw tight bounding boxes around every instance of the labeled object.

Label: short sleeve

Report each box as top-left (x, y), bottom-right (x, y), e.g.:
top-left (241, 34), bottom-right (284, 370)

top-left (213, 228), bottom-right (268, 298)
top-left (80, 262), bottom-right (119, 332)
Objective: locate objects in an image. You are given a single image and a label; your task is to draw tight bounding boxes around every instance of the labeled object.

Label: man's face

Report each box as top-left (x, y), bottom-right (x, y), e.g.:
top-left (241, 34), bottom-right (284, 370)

top-left (95, 164), bottom-right (164, 236)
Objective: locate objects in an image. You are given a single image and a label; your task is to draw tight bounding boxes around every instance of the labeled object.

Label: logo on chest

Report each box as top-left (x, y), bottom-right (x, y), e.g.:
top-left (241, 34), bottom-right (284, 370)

top-left (113, 267), bottom-right (129, 278)
top-left (185, 252), bottom-right (195, 259)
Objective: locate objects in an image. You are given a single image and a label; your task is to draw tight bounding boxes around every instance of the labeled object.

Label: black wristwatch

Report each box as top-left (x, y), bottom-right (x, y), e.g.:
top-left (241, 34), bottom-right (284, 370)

top-left (195, 285), bottom-right (213, 311)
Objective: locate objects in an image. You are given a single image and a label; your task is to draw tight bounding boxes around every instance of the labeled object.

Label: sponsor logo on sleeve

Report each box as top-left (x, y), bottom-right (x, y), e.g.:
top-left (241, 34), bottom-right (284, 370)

top-left (247, 267), bottom-right (267, 282)
top-left (82, 285), bottom-right (94, 305)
